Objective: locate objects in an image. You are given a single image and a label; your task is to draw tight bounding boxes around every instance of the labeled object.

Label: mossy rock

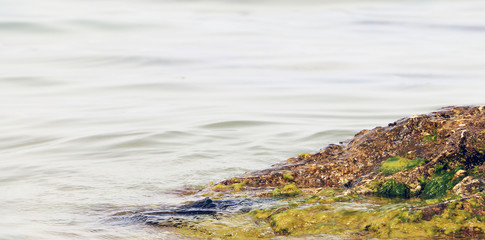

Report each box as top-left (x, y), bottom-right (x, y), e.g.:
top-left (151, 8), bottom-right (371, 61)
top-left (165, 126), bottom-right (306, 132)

top-left (377, 156), bottom-right (426, 176)
top-left (377, 179), bottom-right (410, 198)
top-left (282, 172), bottom-right (294, 182)
top-left (272, 184), bottom-right (301, 198)
top-left (421, 167), bottom-right (463, 199)
top-left (169, 107), bottom-right (485, 239)
top-left (166, 195), bottom-right (485, 239)
top-left (212, 180), bottom-right (248, 192)
top-left (298, 153), bottom-right (312, 160)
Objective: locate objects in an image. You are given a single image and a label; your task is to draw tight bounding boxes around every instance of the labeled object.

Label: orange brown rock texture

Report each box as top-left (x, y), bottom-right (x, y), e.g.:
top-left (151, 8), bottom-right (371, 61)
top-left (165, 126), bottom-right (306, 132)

top-left (217, 106), bottom-right (485, 196)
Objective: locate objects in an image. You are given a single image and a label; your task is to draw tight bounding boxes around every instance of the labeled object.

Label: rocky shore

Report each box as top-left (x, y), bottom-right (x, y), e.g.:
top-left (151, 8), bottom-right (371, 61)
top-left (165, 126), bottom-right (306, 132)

top-left (121, 106), bottom-right (485, 239)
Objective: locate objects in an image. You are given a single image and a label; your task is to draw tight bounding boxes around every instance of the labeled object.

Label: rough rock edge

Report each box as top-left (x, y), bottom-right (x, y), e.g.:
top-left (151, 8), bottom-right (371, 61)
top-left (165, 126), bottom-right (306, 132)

top-left (200, 105), bottom-right (485, 199)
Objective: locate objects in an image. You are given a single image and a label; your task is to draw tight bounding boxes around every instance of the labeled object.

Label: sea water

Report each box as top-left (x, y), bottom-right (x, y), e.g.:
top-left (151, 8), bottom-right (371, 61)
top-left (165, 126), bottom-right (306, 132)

top-left (1, 0), bottom-right (485, 239)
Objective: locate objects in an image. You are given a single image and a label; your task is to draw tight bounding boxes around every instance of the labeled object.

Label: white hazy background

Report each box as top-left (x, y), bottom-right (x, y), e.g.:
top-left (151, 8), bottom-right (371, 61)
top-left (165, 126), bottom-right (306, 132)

top-left (1, 0), bottom-right (485, 239)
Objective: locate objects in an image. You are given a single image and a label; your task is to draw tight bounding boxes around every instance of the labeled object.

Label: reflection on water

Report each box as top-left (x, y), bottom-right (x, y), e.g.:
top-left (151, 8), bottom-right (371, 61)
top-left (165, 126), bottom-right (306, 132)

top-left (1, 0), bottom-right (485, 239)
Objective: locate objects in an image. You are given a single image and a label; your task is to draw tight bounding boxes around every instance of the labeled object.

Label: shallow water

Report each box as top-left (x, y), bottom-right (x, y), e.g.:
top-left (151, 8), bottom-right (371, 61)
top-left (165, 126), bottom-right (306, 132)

top-left (1, 0), bottom-right (485, 239)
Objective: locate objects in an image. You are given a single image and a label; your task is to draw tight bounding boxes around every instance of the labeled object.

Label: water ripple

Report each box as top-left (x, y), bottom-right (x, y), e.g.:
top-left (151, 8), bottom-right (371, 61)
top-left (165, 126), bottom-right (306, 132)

top-left (298, 129), bottom-right (358, 142)
top-left (199, 120), bottom-right (280, 129)
top-left (0, 76), bottom-right (63, 87)
top-left (356, 20), bottom-right (485, 33)
top-left (66, 19), bottom-right (154, 31)
top-left (61, 131), bottom-right (156, 150)
top-left (54, 55), bottom-right (193, 68)
top-left (0, 21), bottom-right (62, 33)
top-left (0, 136), bottom-right (57, 154)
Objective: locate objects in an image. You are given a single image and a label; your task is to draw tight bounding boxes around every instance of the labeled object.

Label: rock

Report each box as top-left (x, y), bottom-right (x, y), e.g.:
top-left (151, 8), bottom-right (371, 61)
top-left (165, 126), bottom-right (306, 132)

top-left (157, 106), bottom-right (485, 239)
top-left (211, 106), bottom-right (485, 198)
top-left (453, 169), bottom-right (467, 181)
top-left (453, 176), bottom-right (482, 196)
top-left (110, 198), bottom-right (268, 228)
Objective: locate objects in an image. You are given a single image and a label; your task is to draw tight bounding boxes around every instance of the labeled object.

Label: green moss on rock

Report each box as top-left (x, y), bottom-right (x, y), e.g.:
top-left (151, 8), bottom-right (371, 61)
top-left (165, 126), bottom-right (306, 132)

top-left (272, 184), bottom-right (301, 198)
top-left (282, 172), bottom-right (294, 182)
top-left (318, 188), bottom-right (344, 197)
top-left (298, 153), bottom-right (312, 160)
top-left (397, 210), bottom-right (423, 223)
top-left (421, 167), bottom-right (463, 199)
top-left (377, 179), bottom-right (410, 198)
top-left (172, 196), bottom-right (485, 239)
top-left (377, 156), bottom-right (426, 176)
top-left (212, 180), bottom-right (248, 192)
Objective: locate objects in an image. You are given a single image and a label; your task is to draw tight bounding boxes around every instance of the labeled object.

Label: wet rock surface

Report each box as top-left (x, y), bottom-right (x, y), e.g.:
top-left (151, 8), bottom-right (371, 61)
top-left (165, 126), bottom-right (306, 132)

top-left (143, 198), bottom-right (257, 228)
top-left (109, 198), bottom-right (272, 228)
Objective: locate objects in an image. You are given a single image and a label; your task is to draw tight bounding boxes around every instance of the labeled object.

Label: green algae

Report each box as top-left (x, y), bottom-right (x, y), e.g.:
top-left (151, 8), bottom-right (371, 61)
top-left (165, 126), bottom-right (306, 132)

top-left (272, 184), bottom-right (301, 198)
top-left (318, 195), bottom-right (356, 204)
top-left (423, 129), bottom-right (439, 142)
top-left (377, 179), bottom-right (410, 198)
top-left (197, 164), bottom-right (476, 239)
top-left (268, 198), bottom-right (485, 238)
top-left (421, 178), bottom-right (448, 199)
top-left (251, 208), bottom-right (276, 219)
top-left (298, 153), bottom-right (312, 160)
top-left (397, 210), bottom-right (423, 223)
top-left (367, 179), bottom-right (382, 191)
top-left (426, 199), bottom-right (485, 235)
top-left (170, 106), bottom-right (485, 239)
top-left (422, 167), bottom-right (463, 199)
top-left (448, 194), bottom-right (463, 201)
top-left (469, 165), bottom-right (482, 178)
top-left (172, 195), bottom-right (485, 239)
top-left (303, 195), bottom-right (319, 204)
top-left (175, 212), bottom-right (275, 239)
top-left (232, 182), bottom-right (247, 192)
top-left (377, 156), bottom-right (426, 176)
top-left (282, 172), bottom-right (294, 182)
top-left (318, 188), bottom-right (344, 197)
top-left (270, 205), bottom-right (332, 235)
top-left (212, 180), bottom-right (248, 192)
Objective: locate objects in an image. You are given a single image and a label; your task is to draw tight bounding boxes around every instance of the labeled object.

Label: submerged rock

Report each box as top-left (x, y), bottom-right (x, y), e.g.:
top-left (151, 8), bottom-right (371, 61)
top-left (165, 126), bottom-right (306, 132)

top-left (161, 106), bottom-right (485, 239)
top-left (109, 198), bottom-right (269, 229)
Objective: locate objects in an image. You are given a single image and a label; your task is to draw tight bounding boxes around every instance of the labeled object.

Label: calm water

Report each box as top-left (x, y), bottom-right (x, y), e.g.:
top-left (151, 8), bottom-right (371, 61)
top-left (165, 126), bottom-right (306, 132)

top-left (1, 0), bottom-right (485, 239)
